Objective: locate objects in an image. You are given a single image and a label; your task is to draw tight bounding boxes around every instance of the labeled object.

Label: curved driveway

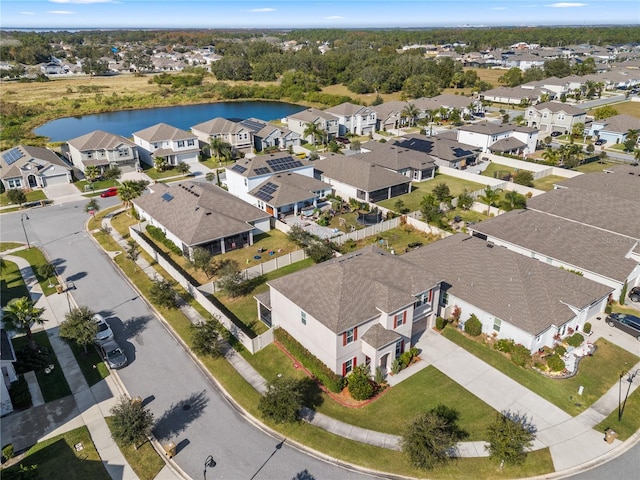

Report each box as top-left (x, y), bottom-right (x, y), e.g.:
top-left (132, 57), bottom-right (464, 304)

top-left (0, 200), bottom-right (378, 480)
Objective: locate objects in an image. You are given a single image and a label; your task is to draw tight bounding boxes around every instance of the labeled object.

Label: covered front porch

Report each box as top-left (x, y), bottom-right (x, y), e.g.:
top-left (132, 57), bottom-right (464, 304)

top-left (361, 324), bottom-right (406, 376)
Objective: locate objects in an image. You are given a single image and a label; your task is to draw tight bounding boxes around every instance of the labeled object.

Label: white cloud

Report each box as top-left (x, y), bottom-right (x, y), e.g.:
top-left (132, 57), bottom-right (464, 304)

top-left (50, 0), bottom-right (115, 4)
top-left (545, 2), bottom-right (588, 7)
top-left (19, 11), bottom-right (36, 15)
top-left (324, 16), bottom-right (345, 19)
top-left (248, 8), bottom-right (276, 13)
top-left (48, 10), bottom-right (76, 14)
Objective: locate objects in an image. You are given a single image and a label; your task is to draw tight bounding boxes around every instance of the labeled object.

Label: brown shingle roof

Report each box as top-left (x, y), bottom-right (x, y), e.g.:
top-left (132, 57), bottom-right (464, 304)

top-left (248, 172), bottom-right (331, 207)
top-left (404, 234), bottom-right (612, 336)
top-left (314, 154), bottom-right (411, 192)
top-left (191, 117), bottom-right (245, 135)
top-left (67, 130), bottom-right (135, 151)
top-left (361, 324), bottom-right (401, 349)
top-left (133, 123), bottom-right (195, 142)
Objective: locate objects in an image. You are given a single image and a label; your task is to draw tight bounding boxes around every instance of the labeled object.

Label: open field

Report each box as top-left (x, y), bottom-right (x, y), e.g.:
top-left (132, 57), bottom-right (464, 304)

top-left (588, 100), bottom-right (640, 119)
top-left (321, 83), bottom-right (403, 104)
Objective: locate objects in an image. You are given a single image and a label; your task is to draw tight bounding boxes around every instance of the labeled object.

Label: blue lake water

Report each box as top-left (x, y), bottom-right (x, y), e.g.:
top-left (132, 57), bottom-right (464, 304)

top-left (34, 101), bottom-right (305, 142)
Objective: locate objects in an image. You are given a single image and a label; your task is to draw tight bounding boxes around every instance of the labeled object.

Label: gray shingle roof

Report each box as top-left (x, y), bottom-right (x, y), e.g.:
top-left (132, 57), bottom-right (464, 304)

top-left (530, 101), bottom-right (586, 115)
top-left (229, 152), bottom-right (312, 178)
top-left (133, 123), bottom-right (195, 142)
top-left (191, 117), bottom-right (245, 135)
top-left (67, 130), bottom-right (135, 151)
top-left (458, 123), bottom-right (535, 135)
top-left (488, 137), bottom-right (527, 152)
top-left (248, 172), bottom-right (331, 207)
top-left (132, 182), bottom-right (269, 246)
top-left (470, 209), bottom-right (638, 283)
top-left (314, 154), bottom-right (411, 192)
top-left (361, 324), bottom-right (401, 349)
top-left (554, 166), bottom-right (640, 203)
top-left (403, 234), bottom-right (612, 336)
top-left (594, 114), bottom-right (640, 134)
top-left (396, 134), bottom-right (478, 162)
top-left (288, 107), bottom-right (335, 123)
top-left (268, 246), bottom-right (442, 333)
top-left (0, 145), bottom-right (70, 180)
top-left (325, 102), bottom-right (372, 117)
top-left (355, 141), bottom-right (437, 171)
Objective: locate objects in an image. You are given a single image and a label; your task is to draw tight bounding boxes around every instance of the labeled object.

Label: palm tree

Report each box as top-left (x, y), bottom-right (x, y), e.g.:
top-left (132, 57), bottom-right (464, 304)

top-left (209, 137), bottom-right (231, 165)
top-left (303, 122), bottom-right (323, 146)
top-left (2, 297), bottom-right (46, 350)
top-left (85, 198), bottom-right (100, 214)
top-left (153, 156), bottom-right (167, 172)
top-left (402, 103), bottom-right (421, 128)
top-left (118, 180), bottom-right (145, 209)
top-left (478, 186), bottom-right (502, 216)
top-left (542, 147), bottom-right (559, 166)
top-left (626, 129), bottom-right (640, 145)
top-left (84, 165), bottom-right (100, 182)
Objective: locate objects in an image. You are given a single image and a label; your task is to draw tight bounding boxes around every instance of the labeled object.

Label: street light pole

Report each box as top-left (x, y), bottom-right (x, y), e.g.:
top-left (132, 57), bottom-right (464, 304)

top-left (20, 213), bottom-right (30, 249)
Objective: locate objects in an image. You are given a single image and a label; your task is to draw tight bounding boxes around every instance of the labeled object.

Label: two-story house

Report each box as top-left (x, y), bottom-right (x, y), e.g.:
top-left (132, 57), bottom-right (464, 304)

top-left (64, 130), bottom-right (139, 174)
top-left (133, 123), bottom-right (199, 167)
top-left (1, 145), bottom-right (72, 190)
top-left (456, 123), bottom-right (538, 155)
top-left (588, 114), bottom-right (640, 146)
top-left (525, 101), bottom-right (587, 135)
top-left (236, 118), bottom-right (301, 153)
top-left (285, 108), bottom-right (339, 144)
top-left (324, 102), bottom-right (377, 136)
top-left (191, 117), bottom-right (254, 154)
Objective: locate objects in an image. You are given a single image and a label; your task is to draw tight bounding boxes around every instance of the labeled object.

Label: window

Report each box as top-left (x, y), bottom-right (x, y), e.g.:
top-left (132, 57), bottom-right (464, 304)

top-left (342, 357), bottom-right (356, 376)
top-left (153, 142), bottom-right (162, 149)
top-left (187, 139), bottom-right (195, 147)
top-left (441, 292), bottom-right (449, 306)
top-left (415, 289), bottom-right (433, 307)
top-left (393, 311), bottom-right (407, 328)
top-left (7, 178), bottom-right (22, 188)
top-left (493, 318), bottom-right (501, 332)
top-left (343, 327), bottom-right (357, 345)
top-left (557, 114), bottom-right (565, 120)
top-left (301, 311), bottom-right (306, 325)
top-left (395, 340), bottom-right (405, 358)
top-left (177, 141), bottom-right (185, 148)
top-left (85, 152), bottom-right (93, 159)
top-left (117, 148), bottom-right (129, 157)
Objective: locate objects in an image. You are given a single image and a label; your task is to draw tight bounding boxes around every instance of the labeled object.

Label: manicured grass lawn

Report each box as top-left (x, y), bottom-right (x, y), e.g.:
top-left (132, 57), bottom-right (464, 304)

top-left (573, 160), bottom-right (623, 173)
top-left (105, 417), bottom-right (165, 480)
top-left (142, 165), bottom-right (191, 180)
top-left (377, 174), bottom-right (486, 212)
top-left (2, 426), bottom-right (110, 480)
top-left (588, 100), bottom-right (640, 118)
top-left (75, 178), bottom-right (118, 193)
top-left (1, 259), bottom-right (30, 307)
top-left (68, 342), bottom-right (110, 387)
top-left (10, 247), bottom-right (59, 296)
top-left (481, 162), bottom-right (516, 179)
top-left (444, 208), bottom-right (489, 225)
top-left (595, 386), bottom-right (640, 441)
top-left (0, 242), bottom-right (23, 252)
top-left (441, 328), bottom-right (639, 416)
top-left (533, 174), bottom-right (566, 191)
top-left (12, 331), bottom-right (72, 403)
top-left (0, 189), bottom-right (47, 207)
top-left (316, 366), bottom-right (496, 439)
top-left (337, 224), bottom-right (441, 255)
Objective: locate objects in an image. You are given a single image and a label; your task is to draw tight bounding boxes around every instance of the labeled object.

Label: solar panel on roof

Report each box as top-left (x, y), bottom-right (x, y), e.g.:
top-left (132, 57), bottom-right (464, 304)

top-left (266, 157), bottom-right (303, 172)
top-left (231, 164), bottom-right (247, 173)
top-left (253, 181), bottom-right (279, 202)
top-left (2, 148), bottom-right (24, 165)
top-left (253, 167), bottom-right (270, 176)
top-left (240, 119), bottom-right (266, 132)
top-left (161, 192), bottom-right (174, 202)
top-left (254, 191), bottom-right (274, 202)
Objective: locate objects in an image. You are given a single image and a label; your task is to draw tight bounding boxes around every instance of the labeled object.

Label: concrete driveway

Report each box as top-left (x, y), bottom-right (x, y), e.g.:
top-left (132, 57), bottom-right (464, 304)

top-left (43, 183), bottom-right (83, 201)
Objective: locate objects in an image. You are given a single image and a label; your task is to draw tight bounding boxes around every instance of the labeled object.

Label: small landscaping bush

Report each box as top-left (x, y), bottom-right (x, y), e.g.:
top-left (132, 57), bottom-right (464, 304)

top-left (510, 344), bottom-right (532, 367)
top-left (9, 375), bottom-right (31, 409)
top-left (566, 332), bottom-right (584, 348)
top-left (275, 328), bottom-right (343, 392)
top-left (435, 316), bottom-right (447, 330)
top-left (495, 338), bottom-right (514, 353)
top-left (145, 225), bottom-right (182, 256)
top-left (15, 345), bottom-right (51, 374)
top-left (554, 345), bottom-right (566, 356)
top-left (391, 358), bottom-right (403, 375)
top-left (547, 354), bottom-right (565, 372)
top-left (583, 322), bottom-right (592, 334)
top-left (347, 365), bottom-right (374, 401)
top-left (2, 444), bottom-right (14, 461)
top-left (464, 314), bottom-right (483, 337)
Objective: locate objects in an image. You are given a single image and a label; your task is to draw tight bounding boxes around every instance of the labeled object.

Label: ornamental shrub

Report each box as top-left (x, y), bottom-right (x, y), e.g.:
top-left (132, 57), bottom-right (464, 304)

top-left (554, 345), bottom-right (566, 356)
top-left (510, 344), bottom-right (532, 367)
top-left (348, 365), bottom-right (374, 401)
top-left (435, 317), bottom-right (447, 330)
top-left (464, 314), bottom-right (483, 336)
top-left (547, 354), bottom-right (565, 372)
top-left (566, 332), bottom-right (584, 348)
top-left (8, 375), bottom-right (31, 409)
top-left (495, 338), bottom-right (514, 353)
top-left (391, 358), bottom-right (403, 374)
top-left (583, 322), bottom-right (592, 334)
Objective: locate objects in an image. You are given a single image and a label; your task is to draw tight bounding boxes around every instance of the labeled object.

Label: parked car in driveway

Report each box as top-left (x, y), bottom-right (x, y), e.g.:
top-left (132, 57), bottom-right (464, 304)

top-left (594, 139), bottom-right (607, 146)
top-left (550, 131), bottom-right (562, 137)
top-left (606, 312), bottom-right (640, 341)
top-left (629, 286), bottom-right (640, 303)
top-left (100, 187), bottom-right (118, 198)
top-left (100, 340), bottom-right (127, 369)
top-left (94, 314), bottom-right (114, 344)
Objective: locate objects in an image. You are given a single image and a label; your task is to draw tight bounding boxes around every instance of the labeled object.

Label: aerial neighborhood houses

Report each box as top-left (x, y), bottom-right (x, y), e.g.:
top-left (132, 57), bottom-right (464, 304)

top-left (525, 101), bottom-right (587, 135)
top-left (133, 123), bottom-right (200, 167)
top-left (0, 145), bottom-right (72, 190)
top-left (63, 130), bottom-right (139, 174)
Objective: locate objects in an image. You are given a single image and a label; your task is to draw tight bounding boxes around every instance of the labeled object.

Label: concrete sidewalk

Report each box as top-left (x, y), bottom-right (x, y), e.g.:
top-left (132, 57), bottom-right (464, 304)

top-left (2, 253), bottom-right (182, 480)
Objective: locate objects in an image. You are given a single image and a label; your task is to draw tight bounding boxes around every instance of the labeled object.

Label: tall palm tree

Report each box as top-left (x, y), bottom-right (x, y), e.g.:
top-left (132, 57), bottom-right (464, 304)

top-left (2, 297), bottom-right (46, 350)
top-left (118, 180), bottom-right (146, 209)
top-left (541, 147), bottom-right (559, 166)
top-left (625, 129), bottom-right (640, 145)
top-left (154, 156), bottom-right (167, 172)
top-left (401, 103), bottom-right (421, 128)
top-left (84, 165), bottom-right (100, 182)
top-left (478, 186), bottom-right (502, 216)
top-left (303, 122), bottom-right (323, 146)
top-left (209, 137), bottom-right (231, 165)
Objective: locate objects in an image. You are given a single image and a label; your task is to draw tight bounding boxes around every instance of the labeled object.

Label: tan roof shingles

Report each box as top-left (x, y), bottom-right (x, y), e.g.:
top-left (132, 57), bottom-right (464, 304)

top-left (314, 154), bottom-right (411, 192)
top-left (268, 246), bottom-right (442, 333)
top-left (133, 123), bottom-right (195, 142)
top-left (67, 130), bottom-right (135, 151)
top-left (403, 234), bottom-right (612, 336)
top-left (133, 182), bottom-right (269, 246)
top-left (248, 173), bottom-right (331, 207)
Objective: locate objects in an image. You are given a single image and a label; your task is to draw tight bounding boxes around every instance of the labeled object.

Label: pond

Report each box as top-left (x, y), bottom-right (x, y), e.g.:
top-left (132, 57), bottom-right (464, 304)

top-left (34, 100), bottom-right (305, 142)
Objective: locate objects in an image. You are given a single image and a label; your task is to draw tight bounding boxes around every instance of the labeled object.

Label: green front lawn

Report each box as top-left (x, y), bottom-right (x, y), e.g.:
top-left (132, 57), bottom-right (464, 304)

top-left (595, 386), bottom-right (640, 441)
top-left (316, 366), bottom-right (497, 440)
top-left (573, 160), bottom-right (622, 173)
top-left (0, 259), bottom-right (30, 307)
top-left (75, 178), bottom-right (118, 193)
top-left (377, 174), bottom-right (486, 212)
top-left (1, 426), bottom-right (110, 480)
top-left (532, 174), bottom-right (566, 191)
top-left (10, 247), bottom-right (59, 296)
top-left (481, 162), bottom-right (516, 180)
top-left (105, 417), bottom-right (165, 480)
top-left (143, 165), bottom-right (191, 180)
top-left (68, 342), bottom-right (110, 387)
top-left (441, 328), bottom-right (639, 416)
top-left (0, 189), bottom-right (47, 207)
top-left (0, 242), bottom-right (23, 252)
top-left (12, 331), bottom-right (72, 403)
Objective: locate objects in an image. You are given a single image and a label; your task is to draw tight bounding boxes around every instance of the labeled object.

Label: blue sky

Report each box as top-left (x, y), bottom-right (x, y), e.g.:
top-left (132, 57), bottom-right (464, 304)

top-left (1, 1), bottom-right (638, 29)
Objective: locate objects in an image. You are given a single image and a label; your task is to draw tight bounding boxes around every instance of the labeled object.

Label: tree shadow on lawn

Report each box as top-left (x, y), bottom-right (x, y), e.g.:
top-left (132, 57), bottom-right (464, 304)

top-left (153, 390), bottom-right (209, 441)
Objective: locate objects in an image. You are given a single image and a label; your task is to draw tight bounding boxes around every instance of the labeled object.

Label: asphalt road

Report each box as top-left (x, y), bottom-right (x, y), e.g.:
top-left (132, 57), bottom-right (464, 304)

top-left (0, 200), bottom-right (378, 480)
top-left (568, 442), bottom-right (639, 480)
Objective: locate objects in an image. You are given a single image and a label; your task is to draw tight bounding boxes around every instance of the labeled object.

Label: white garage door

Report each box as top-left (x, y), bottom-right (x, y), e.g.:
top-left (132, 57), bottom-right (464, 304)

top-left (43, 174), bottom-right (69, 186)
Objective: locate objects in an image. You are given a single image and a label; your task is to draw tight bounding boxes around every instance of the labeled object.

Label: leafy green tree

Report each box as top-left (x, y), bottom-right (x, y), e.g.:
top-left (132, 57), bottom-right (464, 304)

top-left (59, 305), bottom-right (98, 353)
top-left (258, 376), bottom-right (304, 424)
top-left (37, 263), bottom-right (56, 287)
top-left (464, 314), bottom-right (483, 336)
top-left (486, 410), bottom-right (537, 468)
top-left (544, 58), bottom-right (571, 78)
top-left (109, 396), bottom-right (155, 450)
top-left (401, 404), bottom-right (467, 470)
top-left (502, 191), bottom-right (527, 211)
top-left (205, 172), bottom-right (215, 183)
top-left (593, 105), bottom-right (618, 120)
top-left (103, 165), bottom-right (121, 181)
top-left (498, 67), bottom-right (523, 87)
top-left (190, 247), bottom-right (213, 278)
top-left (175, 162), bottom-right (190, 174)
top-left (478, 187), bottom-right (502, 215)
top-left (456, 189), bottom-right (474, 211)
top-left (85, 198), bottom-right (100, 214)
top-left (190, 317), bottom-right (224, 358)
top-left (586, 143), bottom-right (595, 155)
top-left (209, 137), bottom-right (231, 164)
top-left (512, 170), bottom-right (534, 187)
top-left (350, 139), bottom-right (362, 153)
top-left (150, 278), bottom-right (178, 309)
top-left (420, 194), bottom-right (442, 224)
top-left (84, 165), bottom-right (100, 182)
top-left (154, 156), bottom-right (168, 172)
top-left (7, 189), bottom-right (26, 206)
top-left (217, 260), bottom-right (255, 297)
top-left (432, 183), bottom-right (451, 203)
top-left (287, 224), bottom-right (312, 247)
top-left (571, 122), bottom-right (585, 139)
top-left (125, 239), bottom-right (140, 270)
top-left (305, 242), bottom-right (334, 264)
top-left (347, 364), bottom-right (374, 401)
top-left (2, 297), bottom-right (46, 350)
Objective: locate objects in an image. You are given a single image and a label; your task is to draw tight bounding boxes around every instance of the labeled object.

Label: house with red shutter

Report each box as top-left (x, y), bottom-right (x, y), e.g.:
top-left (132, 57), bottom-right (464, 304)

top-left (258, 246), bottom-right (442, 377)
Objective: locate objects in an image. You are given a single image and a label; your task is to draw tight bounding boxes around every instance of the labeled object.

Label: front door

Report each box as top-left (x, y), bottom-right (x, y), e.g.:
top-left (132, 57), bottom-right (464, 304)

top-left (380, 353), bottom-right (389, 371)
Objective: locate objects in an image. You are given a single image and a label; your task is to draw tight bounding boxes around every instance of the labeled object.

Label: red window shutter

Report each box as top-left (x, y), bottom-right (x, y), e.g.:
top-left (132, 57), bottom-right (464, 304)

top-left (403, 311), bottom-right (407, 324)
top-left (343, 332), bottom-right (347, 346)
top-left (428, 289), bottom-right (433, 303)
top-left (353, 357), bottom-right (357, 368)
top-left (393, 316), bottom-right (397, 328)
top-left (342, 362), bottom-right (347, 376)
top-left (354, 327), bottom-right (358, 341)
